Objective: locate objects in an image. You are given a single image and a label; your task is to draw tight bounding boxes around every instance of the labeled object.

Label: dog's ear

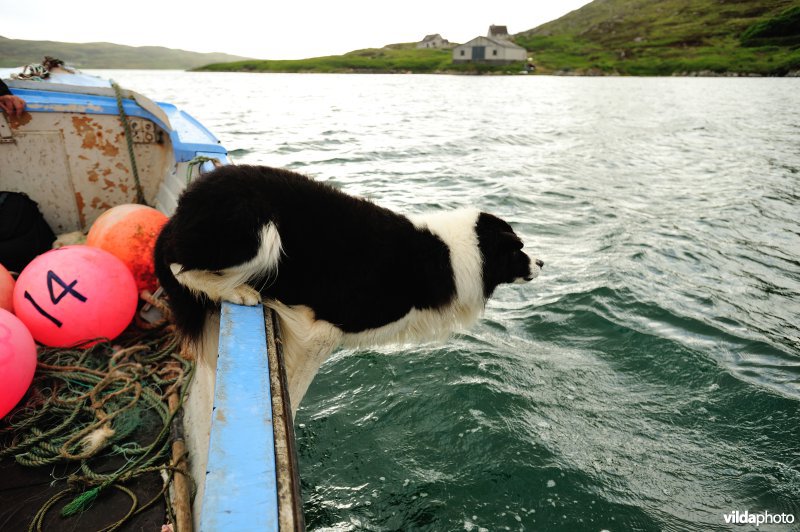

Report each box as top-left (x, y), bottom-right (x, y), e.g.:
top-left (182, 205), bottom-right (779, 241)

top-left (498, 231), bottom-right (524, 251)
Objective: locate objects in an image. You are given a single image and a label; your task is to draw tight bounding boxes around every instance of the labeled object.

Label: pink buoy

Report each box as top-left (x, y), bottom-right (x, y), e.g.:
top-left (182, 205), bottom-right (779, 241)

top-left (0, 308), bottom-right (37, 418)
top-left (0, 263), bottom-right (14, 313)
top-left (13, 245), bottom-right (138, 347)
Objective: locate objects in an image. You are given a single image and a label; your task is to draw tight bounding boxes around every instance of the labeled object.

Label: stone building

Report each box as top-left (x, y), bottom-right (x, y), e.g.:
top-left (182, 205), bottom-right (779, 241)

top-left (452, 26), bottom-right (527, 64)
top-left (416, 34), bottom-right (452, 49)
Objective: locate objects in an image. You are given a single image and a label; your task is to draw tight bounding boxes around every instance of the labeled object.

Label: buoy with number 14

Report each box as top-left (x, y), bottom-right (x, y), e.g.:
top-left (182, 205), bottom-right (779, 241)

top-left (12, 245), bottom-right (138, 347)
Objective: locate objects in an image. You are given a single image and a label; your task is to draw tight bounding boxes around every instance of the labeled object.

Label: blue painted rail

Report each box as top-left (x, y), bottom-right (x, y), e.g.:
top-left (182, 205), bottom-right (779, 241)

top-left (200, 303), bottom-right (279, 530)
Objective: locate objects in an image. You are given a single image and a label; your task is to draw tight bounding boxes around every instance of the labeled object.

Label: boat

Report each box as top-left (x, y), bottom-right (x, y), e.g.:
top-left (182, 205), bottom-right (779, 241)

top-left (0, 65), bottom-right (303, 531)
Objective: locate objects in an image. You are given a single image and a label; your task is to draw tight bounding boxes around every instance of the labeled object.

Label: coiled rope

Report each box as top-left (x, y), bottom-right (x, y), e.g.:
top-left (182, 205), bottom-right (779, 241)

top-left (0, 326), bottom-right (194, 531)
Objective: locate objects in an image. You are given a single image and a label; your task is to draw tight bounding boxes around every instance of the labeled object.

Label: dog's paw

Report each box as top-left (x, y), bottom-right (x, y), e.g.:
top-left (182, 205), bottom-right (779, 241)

top-left (224, 285), bottom-right (261, 306)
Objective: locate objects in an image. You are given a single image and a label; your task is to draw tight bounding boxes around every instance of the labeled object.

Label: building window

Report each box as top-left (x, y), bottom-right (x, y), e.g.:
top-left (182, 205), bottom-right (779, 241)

top-left (492, 49), bottom-right (498, 56)
top-left (460, 50), bottom-right (465, 56)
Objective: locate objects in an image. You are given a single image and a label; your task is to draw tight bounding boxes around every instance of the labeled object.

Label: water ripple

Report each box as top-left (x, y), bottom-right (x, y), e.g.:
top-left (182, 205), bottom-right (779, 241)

top-left (95, 71), bottom-right (800, 532)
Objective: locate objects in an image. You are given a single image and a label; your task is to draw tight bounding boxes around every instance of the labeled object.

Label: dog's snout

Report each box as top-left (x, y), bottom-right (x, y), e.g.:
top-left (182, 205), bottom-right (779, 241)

top-left (535, 259), bottom-right (544, 268)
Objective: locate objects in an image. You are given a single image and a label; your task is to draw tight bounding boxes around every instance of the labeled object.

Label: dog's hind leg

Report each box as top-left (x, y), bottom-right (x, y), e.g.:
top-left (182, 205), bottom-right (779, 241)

top-left (170, 223), bottom-right (282, 306)
top-left (267, 301), bottom-right (343, 416)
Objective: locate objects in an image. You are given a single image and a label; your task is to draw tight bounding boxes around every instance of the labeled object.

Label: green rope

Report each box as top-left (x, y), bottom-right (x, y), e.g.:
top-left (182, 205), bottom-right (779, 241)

top-left (0, 326), bottom-right (194, 529)
top-left (60, 485), bottom-right (103, 517)
top-left (110, 81), bottom-right (147, 205)
top-left (29, 484), bottom-right (139, 532)
top-left (186, 155), bottom-right (221, 184)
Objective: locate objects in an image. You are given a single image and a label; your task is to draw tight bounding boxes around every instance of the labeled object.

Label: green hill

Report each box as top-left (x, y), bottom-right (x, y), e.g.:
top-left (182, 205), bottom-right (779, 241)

top-left (195, 1), bottom-right (800, 76)
top-left (514, 0), bottom-right (800, 75)
top-left (0, 36), bottom-right (252, 69)
top-left (194, 44), bottom-right (525, 75)
top-left (10, 1), bottom-right (796, 76)
top-left (196, 45), bottom-right (449, 74)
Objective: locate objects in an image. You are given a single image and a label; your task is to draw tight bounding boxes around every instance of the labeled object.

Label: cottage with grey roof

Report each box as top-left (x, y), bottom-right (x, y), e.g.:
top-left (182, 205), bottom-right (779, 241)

top-left (417, 34), bottom-right (452, 49)
top-left (452, 26), bottom-right (527, 64)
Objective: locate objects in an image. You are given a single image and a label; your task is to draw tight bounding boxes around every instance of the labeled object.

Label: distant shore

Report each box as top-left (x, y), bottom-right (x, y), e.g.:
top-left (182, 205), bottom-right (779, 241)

top-left (192, 41), bottom-right (800, 78)
top-left (193, 65), bottom-right (800, 77)
top-left (548, 68), bottom-right (800, 77)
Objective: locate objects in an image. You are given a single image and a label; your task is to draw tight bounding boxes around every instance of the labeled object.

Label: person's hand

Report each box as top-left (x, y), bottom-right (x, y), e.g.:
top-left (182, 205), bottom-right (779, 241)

top-left (0, 94), bottom-right (26, 118)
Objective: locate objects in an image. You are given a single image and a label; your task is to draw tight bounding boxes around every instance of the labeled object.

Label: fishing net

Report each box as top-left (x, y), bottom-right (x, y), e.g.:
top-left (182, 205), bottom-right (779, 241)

top-left (0, 325), bottom-right (192, 531)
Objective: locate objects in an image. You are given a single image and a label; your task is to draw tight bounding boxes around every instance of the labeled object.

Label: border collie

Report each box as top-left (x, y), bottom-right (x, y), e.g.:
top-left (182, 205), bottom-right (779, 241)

top-left (154, 165), bottom-right (542, 413)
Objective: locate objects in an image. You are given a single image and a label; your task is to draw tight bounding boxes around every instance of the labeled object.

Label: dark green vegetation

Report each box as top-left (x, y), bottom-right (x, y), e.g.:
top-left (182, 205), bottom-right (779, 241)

top-left (195, 44), bottom-right (525, 74)
top-left (740, 5), bottom-right (800, 46)
top-left (515, 0), bottom-right (800, 75)
top-left (0, 35), bottom-right (251, 69)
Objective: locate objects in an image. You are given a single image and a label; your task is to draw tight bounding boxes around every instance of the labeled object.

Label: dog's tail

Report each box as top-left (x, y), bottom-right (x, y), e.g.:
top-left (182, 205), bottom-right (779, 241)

top-left (154, 221), bottom-right (213, 343)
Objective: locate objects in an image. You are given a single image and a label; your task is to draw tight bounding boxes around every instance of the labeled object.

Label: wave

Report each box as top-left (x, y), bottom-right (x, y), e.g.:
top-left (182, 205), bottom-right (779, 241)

top-left (524, 285), bottom-right (800, 398)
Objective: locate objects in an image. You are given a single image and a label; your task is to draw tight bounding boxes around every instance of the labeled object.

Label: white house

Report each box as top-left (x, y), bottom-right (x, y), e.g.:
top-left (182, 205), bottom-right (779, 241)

top-left (452, 29), bottom-right (527, 65)
top-left (416, 34), bottom-right (451, 49)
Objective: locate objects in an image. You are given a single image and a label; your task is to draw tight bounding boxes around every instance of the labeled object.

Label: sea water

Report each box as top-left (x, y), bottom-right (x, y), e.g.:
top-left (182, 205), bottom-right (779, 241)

top-left (94, 71), bottom-right (800, 531)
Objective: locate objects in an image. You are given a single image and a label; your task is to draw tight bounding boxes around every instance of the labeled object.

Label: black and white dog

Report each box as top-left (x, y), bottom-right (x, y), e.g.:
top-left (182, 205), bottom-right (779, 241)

top-left (155, 165), bottom-right (542, 413)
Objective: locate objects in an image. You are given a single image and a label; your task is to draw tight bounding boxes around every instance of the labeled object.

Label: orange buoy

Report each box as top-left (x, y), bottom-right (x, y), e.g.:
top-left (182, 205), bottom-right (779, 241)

top-left (87, 204), bottom-right (168, 293)
top-left (0, 263), bottom-right (14, 313)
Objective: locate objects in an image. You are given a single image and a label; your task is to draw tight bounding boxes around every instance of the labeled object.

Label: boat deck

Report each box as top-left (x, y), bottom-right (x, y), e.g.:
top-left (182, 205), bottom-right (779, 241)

top-left (0, 433), bottom-right (167, 530)
top-left (0, 327), bottom-right (186, 531)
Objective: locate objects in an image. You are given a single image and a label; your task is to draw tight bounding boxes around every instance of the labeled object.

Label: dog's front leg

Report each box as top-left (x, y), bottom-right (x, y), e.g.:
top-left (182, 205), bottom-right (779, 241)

top-left (169, 265), bottom-right (261, 305)
top-left (168, 222), bottom-right (282, 306)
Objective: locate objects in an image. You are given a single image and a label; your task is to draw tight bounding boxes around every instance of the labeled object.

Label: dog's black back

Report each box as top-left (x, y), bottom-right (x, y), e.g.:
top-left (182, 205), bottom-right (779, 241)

top-left (155, 166), bottom-right (457, 340)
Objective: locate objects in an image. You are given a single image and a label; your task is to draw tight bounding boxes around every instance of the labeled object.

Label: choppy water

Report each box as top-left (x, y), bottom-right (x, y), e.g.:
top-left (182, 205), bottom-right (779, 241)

top-left (97, 71), bottom-right (800, 531)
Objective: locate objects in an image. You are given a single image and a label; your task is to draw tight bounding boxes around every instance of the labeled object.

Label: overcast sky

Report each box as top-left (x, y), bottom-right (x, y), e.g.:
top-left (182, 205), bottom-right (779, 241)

top-left (1, 0), bottom-right (592, 60)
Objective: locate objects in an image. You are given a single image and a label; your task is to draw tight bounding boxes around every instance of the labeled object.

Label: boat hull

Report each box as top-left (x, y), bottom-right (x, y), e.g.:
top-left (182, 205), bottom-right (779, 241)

top-left (0, 75), bottom-right (302, 531)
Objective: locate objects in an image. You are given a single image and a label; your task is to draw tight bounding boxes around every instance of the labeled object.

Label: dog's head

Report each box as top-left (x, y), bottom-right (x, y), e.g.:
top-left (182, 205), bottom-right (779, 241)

top-left (476, 212), bottom-right (542, 298)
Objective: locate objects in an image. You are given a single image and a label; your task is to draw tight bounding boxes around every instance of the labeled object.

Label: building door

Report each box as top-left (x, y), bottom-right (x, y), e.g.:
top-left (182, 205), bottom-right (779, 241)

top-left (472, 46), bottom-right (485, 61)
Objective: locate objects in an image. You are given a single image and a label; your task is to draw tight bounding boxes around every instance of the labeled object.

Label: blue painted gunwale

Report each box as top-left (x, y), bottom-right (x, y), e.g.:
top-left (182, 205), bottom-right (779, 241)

top-left (201, 303), bottom-right (279, 530)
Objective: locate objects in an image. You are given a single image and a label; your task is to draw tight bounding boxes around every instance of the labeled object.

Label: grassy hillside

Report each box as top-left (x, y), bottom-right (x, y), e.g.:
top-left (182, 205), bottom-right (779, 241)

top-left (0, 36), bottom-right (251, 69)
top-left (195, 44), bottom-right (525, 74)
top-left (514, 0), bottom-right (800, 75)
top-left (11, 1), bottom-right (794, 76)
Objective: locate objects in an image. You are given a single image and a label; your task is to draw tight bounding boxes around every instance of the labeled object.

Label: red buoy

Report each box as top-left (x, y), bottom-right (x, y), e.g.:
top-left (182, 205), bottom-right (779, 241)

top-left (0, 263), bottom-right (14, 313)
